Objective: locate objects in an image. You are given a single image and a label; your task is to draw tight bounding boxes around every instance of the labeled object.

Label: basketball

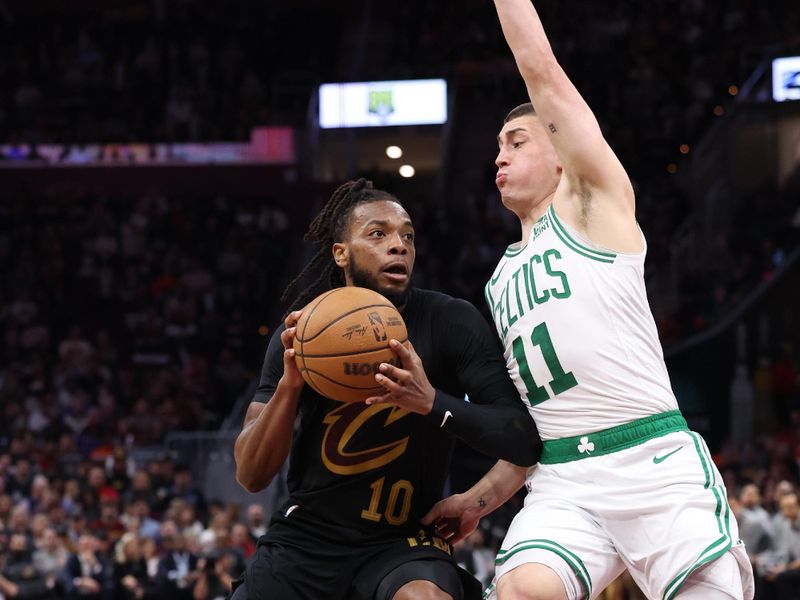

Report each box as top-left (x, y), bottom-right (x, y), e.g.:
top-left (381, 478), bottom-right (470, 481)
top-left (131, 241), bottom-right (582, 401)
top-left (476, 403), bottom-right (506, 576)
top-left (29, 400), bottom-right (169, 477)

top-left (293, 286), bottom-right (408, 403)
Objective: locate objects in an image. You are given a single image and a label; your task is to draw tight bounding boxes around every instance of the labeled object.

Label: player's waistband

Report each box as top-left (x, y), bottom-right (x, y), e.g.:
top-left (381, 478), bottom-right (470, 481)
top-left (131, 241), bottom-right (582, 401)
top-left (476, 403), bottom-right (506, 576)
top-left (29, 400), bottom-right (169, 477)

top-left (539, 410), bottom-right (688, 464)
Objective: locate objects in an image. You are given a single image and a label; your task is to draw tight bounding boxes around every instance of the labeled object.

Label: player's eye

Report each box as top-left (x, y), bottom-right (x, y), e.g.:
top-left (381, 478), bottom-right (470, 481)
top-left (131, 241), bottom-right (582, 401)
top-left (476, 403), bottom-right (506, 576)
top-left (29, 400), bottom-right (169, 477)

top-left (369, 230), bottom-right (385, 237)
top-left (512, 141), bottom-right (524, 149)
top-left (403, 233), bottom-right (415, 241)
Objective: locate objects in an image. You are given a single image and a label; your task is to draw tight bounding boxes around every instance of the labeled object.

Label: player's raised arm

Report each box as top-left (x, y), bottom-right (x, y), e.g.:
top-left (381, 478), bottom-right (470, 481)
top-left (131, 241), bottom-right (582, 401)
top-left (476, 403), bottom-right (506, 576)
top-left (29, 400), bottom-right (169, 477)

top-left (493, 0), bottom-right (633, 210)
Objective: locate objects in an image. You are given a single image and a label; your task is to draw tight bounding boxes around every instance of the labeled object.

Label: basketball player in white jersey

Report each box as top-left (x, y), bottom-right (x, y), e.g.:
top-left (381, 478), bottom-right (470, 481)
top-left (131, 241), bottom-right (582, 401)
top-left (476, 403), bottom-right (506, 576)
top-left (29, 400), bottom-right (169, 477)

top-left (419, 1), bottom-right (756, 599)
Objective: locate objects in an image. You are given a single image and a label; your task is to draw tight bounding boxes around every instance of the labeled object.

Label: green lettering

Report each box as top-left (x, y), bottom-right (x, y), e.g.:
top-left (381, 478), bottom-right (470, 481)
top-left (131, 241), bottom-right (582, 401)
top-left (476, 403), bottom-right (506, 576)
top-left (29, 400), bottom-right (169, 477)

top-left (543, 249), bottom-right (571, 299)
top-left (528, 255), bottom-right (550, 304)
top-left (512, 268), bottom-right (525, 318)
top-left (512, 336), bottom-right (548, 406)
top-left (497, 289), bottom-right (508, 338)
top-left (521, 263), bottom-right (535, 310)
top-left (504, 281), bottom-right (518, 328)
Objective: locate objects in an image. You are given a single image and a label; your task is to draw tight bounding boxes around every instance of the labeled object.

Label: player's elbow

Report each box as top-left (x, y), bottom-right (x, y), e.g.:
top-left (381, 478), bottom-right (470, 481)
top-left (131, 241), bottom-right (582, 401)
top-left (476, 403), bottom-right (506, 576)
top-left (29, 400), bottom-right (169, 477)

top-left (236, 469), bottom-right (271, 493)
top-left (515, 51), bottom-right (559, 85)
top-left (506, 421), bottom-right (543, 467)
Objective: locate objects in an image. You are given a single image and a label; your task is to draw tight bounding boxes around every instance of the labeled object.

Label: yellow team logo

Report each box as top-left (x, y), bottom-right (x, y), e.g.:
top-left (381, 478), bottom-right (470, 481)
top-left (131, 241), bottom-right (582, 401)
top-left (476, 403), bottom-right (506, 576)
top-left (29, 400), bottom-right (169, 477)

top-left (368, 90), bottom-right (394, 118)
top-left (321, 402), bottom-right (410, 475)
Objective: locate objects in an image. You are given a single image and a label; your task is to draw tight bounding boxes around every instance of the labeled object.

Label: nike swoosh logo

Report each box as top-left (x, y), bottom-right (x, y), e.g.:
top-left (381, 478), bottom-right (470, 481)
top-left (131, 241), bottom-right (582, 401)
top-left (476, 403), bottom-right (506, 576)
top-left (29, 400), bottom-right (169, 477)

top-left (653, 446), bottom-right (683, 464)
top-left (440, 410), bottom-right (453, 428)
top-left (490, 262), bottom-right (507, 285)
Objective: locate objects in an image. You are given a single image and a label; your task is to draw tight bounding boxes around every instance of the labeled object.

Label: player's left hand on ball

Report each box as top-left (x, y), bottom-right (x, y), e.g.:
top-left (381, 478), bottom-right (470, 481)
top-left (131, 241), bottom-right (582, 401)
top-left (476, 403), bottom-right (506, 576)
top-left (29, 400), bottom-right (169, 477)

top-left (365, 339), bottom-right (435, 415)
top-left (280, 310), bottom-right (305, 390)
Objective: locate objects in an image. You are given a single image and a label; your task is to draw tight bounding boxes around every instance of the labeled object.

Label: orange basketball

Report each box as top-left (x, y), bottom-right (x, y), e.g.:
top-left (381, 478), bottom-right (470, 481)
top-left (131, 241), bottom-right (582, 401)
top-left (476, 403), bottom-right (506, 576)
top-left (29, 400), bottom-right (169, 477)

top-left (293, 287), bottom-right (408, 403)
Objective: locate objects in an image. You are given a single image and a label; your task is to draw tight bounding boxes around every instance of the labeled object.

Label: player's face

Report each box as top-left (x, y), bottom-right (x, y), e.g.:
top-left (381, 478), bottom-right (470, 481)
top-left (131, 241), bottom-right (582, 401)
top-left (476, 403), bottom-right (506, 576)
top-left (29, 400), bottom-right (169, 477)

top-left (334, 200), bottom-right (416, 307)
top-left (495, 116), bottom-right (562, 212)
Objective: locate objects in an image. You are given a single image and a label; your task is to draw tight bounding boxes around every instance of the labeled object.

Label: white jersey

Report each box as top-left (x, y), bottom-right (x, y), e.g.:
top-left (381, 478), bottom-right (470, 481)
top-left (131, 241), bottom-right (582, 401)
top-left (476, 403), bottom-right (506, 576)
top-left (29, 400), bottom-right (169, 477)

top-left (485, 204), bottom-right (678, 440)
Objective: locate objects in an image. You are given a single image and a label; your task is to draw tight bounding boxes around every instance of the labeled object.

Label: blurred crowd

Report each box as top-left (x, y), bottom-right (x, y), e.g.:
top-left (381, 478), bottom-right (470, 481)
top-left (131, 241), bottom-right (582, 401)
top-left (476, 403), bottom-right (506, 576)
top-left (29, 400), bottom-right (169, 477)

top-left (2, 0), bottom-right (800, 598)
top-left (0, 186), bottom-right (797, 598)
top-left (0, 445), bottom-right (268, 600)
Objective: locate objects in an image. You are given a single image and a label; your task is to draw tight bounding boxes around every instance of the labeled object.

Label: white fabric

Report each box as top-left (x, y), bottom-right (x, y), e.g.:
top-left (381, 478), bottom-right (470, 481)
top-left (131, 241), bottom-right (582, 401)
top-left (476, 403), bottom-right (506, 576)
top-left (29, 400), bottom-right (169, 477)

top-left (485, 431), bottom-right (754, 600)
top-left (484, 205), bottom-right (677, 440)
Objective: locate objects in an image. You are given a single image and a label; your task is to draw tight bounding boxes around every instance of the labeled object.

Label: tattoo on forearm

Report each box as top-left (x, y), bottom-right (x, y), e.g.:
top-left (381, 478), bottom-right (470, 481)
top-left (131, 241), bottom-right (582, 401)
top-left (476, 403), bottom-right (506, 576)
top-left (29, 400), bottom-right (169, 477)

top-left (478, 497), bottom-right (486, 508)
top-left (548, 123), bottom-right (557, 133)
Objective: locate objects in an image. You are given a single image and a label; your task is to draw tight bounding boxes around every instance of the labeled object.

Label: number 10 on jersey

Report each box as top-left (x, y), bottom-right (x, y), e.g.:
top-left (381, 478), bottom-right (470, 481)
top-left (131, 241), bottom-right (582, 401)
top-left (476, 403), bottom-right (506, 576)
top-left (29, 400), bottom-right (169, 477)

top-left (512, 322), bottom-right (578, 406)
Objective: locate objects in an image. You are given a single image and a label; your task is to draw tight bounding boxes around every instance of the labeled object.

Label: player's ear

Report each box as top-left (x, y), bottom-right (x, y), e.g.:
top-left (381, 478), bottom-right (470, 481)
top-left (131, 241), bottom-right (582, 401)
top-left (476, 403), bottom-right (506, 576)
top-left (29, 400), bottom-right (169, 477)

top-left (332, 243), bottom-right (349, 269)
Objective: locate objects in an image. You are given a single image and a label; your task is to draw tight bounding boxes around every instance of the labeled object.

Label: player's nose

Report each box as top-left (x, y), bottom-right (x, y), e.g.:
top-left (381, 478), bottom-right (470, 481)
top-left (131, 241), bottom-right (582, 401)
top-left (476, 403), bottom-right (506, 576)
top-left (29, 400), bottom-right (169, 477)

top-left (387, 232), bottom-right (407, 254)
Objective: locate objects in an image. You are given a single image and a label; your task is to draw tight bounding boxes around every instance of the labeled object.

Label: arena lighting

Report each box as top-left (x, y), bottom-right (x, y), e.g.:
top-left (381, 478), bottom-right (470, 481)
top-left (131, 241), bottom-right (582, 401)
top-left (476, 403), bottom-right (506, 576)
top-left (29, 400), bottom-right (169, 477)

top-left (319, 79), bottom-right (447, 128)
top-left (772, 56), bottom-right (800, 102)
top-left (398, 165), bottom-right (415, 178)
top-left (386, 145), bottom-right (403, 159)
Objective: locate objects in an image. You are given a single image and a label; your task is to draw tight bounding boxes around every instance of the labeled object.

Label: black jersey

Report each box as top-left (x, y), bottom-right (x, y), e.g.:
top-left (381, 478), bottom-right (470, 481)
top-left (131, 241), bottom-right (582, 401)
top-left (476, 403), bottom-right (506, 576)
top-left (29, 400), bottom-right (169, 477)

top-left (254, 287), bottom-right (536, 544)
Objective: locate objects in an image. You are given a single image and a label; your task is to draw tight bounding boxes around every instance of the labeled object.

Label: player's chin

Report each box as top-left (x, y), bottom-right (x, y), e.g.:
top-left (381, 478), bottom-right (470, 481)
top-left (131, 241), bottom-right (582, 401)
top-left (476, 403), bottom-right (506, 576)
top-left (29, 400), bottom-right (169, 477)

top-left (377, 279), bottom-right (410, 306)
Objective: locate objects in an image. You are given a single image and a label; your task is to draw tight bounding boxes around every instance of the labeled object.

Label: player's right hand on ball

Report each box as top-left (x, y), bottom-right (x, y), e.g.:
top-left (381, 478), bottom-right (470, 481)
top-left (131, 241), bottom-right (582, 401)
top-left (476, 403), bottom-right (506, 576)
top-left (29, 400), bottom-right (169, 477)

top-left (281, 310), bottom-right (305, 390)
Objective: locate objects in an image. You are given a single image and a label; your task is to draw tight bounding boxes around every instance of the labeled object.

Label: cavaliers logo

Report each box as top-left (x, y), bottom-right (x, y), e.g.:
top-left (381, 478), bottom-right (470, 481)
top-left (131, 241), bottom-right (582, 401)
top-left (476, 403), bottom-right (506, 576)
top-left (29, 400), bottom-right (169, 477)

top-left (321, 403), bottom-right (410, 475)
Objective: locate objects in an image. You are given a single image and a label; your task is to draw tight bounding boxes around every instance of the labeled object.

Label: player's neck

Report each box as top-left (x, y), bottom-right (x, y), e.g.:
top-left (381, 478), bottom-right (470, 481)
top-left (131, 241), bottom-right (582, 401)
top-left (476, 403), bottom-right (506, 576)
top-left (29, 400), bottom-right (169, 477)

top-left (518, 191), bottom-right (555, 244)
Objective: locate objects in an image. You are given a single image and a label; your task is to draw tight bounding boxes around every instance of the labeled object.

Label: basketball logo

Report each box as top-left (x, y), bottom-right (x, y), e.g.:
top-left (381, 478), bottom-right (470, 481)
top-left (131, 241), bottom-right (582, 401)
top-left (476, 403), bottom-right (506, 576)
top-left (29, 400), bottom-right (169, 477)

top-left (368, 311), bottom-right (387, 342)
top-left (293, 287), bottom-right (408, 403)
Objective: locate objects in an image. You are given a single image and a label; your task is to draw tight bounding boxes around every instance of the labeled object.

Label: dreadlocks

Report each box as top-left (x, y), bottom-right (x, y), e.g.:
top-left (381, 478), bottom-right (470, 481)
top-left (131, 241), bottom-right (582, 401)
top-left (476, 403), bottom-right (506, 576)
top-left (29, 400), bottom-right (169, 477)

top-left (281, 178), bottom-right (402, 313)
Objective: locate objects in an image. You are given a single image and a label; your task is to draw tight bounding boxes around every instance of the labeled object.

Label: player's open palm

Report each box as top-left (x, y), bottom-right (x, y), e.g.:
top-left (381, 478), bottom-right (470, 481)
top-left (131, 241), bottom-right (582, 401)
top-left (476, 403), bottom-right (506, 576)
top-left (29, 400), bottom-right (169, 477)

top-left (422, 493), bottom-right (481, 545)
top-left (366, 339), bottom-right (436, 415)
top-left (281, 310), bottom-right (305, 390)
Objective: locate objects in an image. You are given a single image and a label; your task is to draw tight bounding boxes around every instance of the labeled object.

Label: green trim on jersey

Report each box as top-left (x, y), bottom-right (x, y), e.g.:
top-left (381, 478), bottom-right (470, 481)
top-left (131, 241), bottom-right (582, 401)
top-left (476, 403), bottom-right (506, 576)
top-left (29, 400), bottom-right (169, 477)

top-left (496, 538), bottom-right (592, 597)
top-left (504, 244), bottom-right (526, 257)
top-left (547, 205), bottom-right (617, 264)
top-left (484, 282), bottom-right (494, 312)
top-left (662, 432), bottom-right (733, 600)
top-left (540, 411), bottom-right (688, 464)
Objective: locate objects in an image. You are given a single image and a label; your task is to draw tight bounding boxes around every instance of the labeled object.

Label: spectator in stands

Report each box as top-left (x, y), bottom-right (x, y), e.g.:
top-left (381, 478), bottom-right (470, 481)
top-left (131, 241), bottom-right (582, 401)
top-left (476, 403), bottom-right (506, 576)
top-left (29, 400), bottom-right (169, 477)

top-left (113, 532), bottom-right (151, 600)
top-left (32, 526), bottom-right (68, 580)
top-left (61, 533), bottom-right (113, 600)
top-left (758, 492), bottom-right (800, 599)
top-left (244, 504), bottom-right (266, 542)
top-left (737, 483), bottom-right (774, 561)
top-left (155, 529), bottom-right (199, 600)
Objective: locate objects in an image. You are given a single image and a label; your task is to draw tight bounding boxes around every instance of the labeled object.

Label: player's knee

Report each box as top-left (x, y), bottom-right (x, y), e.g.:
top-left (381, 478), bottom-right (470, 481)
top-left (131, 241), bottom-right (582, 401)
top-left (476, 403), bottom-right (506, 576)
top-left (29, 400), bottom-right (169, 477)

top-left (391, 579), bottom-right (453, 600)
top-left (497, 564), bottom-right (568, 600)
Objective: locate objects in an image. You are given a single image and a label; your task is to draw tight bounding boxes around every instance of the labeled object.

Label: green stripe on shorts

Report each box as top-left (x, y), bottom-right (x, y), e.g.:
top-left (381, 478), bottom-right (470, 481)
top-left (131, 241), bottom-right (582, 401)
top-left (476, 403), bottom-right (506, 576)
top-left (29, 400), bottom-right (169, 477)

top-left (540, 410), bottom-right (688, 464)
top-left (662, 432), bottom-right (732, 600)
top-left (496, 538), bottom-right (592, 597)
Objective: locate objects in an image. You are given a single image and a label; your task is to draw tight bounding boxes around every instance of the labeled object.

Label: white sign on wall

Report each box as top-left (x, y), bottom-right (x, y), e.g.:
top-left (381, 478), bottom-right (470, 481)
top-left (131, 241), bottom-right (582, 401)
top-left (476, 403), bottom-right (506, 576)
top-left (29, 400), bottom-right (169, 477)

top-left (319, 79), bottom-right (447, 128)
top-left (773, 56), bottom-right (800, 102)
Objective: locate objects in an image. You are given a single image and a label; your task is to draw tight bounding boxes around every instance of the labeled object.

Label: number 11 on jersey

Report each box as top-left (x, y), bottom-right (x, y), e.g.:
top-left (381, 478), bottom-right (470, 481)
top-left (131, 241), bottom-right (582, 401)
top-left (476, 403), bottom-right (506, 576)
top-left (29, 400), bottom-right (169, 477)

top-left (512, 322), bottom-right (578, 406)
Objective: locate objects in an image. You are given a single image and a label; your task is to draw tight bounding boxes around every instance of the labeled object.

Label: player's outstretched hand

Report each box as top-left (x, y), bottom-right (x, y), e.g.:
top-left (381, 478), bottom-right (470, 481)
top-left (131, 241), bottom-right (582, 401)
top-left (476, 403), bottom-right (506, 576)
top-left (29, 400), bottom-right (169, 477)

top-left (421, 493), bottom-right (480, 545)
top-left (365, 339), bottom-right (435, 415)
top-left (280, 310), bottom-right (305, 390)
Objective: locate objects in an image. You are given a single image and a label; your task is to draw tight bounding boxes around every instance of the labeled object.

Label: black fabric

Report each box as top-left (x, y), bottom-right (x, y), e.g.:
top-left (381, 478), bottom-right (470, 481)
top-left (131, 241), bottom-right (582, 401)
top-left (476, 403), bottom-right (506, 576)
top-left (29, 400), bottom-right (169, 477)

top-left (373, 559), bottom-right (464, 600)
top-left (242, 518), bottom-right (470, 600)
top-left (247, 286), bottom-right (538, 595)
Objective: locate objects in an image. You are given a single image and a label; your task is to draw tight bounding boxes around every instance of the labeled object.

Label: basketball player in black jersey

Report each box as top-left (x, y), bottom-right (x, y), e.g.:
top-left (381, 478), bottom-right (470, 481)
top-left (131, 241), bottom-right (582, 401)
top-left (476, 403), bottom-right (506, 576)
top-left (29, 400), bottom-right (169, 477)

top-left (232, 179), bottom-right (541, 600)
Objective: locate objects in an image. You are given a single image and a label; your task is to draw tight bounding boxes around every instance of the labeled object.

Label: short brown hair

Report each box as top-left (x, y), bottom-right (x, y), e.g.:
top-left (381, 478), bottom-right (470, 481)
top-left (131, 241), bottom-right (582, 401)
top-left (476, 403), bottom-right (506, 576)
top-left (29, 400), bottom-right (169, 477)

top-left (503, 102), bottom-right (537, 123)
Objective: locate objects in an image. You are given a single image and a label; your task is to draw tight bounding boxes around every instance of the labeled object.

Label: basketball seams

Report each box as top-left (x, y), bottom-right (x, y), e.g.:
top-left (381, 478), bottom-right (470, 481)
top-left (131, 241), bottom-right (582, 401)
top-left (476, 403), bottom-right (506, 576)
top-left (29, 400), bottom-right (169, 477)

top-left (297, 288), bottom-right (340, 392)
top-left (297, 301), bottom-right (397, 343)
top-left (293, 287), bottom-right (408, 402)
top-left (296, 337), bottom-right (409, 359)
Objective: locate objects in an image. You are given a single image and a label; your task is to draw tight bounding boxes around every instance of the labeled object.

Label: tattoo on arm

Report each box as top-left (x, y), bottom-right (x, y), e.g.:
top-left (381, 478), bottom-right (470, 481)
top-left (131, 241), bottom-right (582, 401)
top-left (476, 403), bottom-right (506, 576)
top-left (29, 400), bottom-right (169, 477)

top-left (478, 497), bottom-right (486, 509)
top-left (548, 123), bottom-right (557, 134)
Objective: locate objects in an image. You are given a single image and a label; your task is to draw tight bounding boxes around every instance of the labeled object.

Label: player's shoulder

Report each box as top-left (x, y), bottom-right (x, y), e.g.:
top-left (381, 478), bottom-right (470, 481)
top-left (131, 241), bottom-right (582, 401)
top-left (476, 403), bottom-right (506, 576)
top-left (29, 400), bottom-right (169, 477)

top-left (409, 288), bottom-right (482, 322)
